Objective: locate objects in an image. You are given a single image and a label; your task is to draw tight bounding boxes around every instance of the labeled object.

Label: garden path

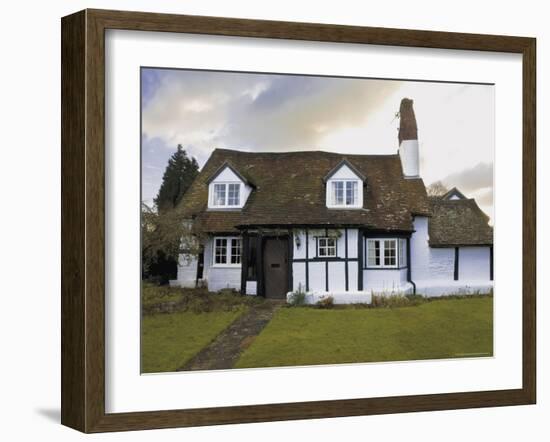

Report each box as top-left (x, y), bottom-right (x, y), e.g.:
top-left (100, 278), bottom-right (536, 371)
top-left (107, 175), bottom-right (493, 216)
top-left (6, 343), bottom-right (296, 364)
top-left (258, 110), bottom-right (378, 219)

top-left (178, 300), bottom-right (284, 371)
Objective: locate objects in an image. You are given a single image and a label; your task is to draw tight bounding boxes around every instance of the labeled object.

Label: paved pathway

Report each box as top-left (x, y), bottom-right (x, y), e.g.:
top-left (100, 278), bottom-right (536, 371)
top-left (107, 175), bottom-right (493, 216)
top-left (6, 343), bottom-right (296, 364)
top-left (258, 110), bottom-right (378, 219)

top-left (178, 300), bottom-right (284, 371)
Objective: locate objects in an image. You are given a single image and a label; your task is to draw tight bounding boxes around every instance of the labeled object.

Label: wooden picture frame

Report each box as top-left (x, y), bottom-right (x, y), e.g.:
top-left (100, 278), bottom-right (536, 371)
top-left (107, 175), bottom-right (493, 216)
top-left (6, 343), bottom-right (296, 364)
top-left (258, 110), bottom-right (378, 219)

top-left (61, 9), bottom-right (536, 433)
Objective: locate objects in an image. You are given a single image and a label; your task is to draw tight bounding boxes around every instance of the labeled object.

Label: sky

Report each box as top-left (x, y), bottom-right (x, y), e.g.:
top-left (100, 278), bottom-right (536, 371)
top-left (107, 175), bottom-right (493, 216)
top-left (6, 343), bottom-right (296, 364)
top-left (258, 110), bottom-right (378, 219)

top-left (141, 68), bottom-right (494, 221)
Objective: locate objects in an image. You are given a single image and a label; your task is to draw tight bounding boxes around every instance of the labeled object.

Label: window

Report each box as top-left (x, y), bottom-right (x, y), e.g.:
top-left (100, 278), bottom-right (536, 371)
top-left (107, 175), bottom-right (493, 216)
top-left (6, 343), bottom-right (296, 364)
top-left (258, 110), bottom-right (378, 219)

top-left (330, 180), bottom-right (359, 207)
top-left (366, 238), bottom-right (407, 268)
top-left (213, 237), bottom-right (241, 266)
top-left (318, 237), bottom-right (337, 257)
top-left (211, 183), bottom-right (241, 207)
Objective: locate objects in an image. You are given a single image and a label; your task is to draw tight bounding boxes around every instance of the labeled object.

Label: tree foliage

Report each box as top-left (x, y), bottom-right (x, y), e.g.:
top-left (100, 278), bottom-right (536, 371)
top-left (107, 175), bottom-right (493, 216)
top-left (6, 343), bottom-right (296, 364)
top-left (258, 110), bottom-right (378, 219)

top-left (154, 145), bottom-right (199, 212)
top-left (141, 203), bottom-right (203, 282)
top-left (143, 146), bottom-right (200, 283)
top-left (426, 180), bottom-right (449, 197)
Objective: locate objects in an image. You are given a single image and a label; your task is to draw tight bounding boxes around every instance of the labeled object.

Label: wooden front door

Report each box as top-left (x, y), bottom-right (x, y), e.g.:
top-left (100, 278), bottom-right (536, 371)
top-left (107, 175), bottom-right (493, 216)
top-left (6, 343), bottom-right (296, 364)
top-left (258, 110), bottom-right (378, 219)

top-left (263, 237), bottom-right (289, 299)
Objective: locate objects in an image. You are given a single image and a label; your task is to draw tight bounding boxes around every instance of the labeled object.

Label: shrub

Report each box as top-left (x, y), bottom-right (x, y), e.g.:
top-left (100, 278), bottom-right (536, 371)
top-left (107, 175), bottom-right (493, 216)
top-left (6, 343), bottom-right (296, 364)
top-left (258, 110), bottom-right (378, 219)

top-left (317, 295), bottom-right (334, 309)
top-left (288, 284), bottom-right (307, 306)
top-left (141, 283), bottom-right (263, 315)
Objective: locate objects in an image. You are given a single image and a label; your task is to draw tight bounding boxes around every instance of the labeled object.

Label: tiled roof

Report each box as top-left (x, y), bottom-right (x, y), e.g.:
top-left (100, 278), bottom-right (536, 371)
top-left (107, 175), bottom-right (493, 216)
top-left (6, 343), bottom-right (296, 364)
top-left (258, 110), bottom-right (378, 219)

top-left (429, 197), bottom-right (493, 247)
top-left (178, 148), bottom-right (431, 233)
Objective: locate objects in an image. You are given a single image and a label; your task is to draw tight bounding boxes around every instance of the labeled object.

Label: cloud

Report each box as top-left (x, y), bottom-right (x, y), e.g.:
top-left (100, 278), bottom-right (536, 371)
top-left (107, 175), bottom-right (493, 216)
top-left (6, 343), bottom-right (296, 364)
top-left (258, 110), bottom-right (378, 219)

top-left (431, 162), bottom-right (494, 222)
top-left (141, 69), bottom-right (400, 159)
top-left (142, 69), bottom-right (494, 222)
top-left (439, 162), bottom-right (493, 195)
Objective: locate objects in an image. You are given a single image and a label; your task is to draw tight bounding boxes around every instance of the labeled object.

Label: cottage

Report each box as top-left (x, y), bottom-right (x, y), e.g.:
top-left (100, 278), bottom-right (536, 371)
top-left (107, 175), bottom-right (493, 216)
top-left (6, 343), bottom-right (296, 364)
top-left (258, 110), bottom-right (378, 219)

top-left (171, 98), bottom-right (493, 303)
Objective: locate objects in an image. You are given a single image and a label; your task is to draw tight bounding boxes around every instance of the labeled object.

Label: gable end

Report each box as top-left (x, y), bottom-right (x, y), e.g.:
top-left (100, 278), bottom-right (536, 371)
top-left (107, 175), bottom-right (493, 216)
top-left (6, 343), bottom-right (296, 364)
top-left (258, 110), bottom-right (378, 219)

top-left (323, 159), bottom-right (366, 183)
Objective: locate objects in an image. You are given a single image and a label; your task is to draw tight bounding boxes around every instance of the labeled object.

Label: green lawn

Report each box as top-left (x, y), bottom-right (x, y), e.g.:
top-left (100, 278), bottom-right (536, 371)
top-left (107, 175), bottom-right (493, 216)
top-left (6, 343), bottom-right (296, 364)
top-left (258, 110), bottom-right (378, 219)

top-left (235, 297), bottom-right (493, 369)
top-left (141, 308), bottom-right (245, 373)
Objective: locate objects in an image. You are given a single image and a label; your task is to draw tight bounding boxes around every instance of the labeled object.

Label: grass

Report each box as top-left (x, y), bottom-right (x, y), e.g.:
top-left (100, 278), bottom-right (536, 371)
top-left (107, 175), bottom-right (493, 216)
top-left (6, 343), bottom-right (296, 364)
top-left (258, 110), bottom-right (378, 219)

top-left (141, 308), bottom-right (246, 373)
top-left (235, 297), bottom-right (493, 368)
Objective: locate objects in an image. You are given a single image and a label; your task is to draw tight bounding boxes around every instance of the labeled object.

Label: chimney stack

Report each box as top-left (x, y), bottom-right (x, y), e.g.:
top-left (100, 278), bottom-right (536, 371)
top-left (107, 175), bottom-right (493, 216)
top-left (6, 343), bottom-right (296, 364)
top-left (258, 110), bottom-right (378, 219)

top-left (398, 98), bottom-right (420, 178)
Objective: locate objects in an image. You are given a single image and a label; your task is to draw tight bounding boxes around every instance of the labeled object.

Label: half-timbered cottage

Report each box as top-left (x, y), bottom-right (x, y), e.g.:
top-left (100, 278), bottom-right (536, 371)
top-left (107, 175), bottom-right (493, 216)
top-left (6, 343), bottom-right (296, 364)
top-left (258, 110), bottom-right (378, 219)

top-left (171, 98), bottom-right (493, 303)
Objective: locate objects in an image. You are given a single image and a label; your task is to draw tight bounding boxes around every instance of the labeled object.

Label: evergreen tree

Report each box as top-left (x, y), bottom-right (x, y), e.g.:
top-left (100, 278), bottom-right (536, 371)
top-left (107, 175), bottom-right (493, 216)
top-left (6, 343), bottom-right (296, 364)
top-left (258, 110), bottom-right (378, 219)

top-left (154, 145), bottom-right (199, 212)
top-left (143, 145), bottom-right (199, 283)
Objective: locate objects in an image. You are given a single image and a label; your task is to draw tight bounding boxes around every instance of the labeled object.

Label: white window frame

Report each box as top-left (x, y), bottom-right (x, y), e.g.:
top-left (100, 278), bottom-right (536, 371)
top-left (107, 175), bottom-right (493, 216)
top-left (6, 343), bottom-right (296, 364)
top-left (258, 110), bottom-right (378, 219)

top-left (326, 179), bottom-right (362, 208)
top-left (213, 236), bottom-right (242, 267)
top-left (210, 182), bottom-right (242, 208)
top-left (317, 237), bottom-right (337, 258)
top-left (366, 238), bottom-right (407, 269)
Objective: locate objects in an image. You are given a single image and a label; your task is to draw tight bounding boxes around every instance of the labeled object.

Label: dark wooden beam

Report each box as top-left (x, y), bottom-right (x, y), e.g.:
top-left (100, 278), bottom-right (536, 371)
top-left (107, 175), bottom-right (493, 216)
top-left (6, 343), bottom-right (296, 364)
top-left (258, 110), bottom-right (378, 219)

top-left (344, 228), bottom-right (349, 291)
top-left (288, 230), bottom-right (293, 293)
top-left (240, 232), bottom-right (249, 295)
top-left (490, 246), bottom-right (494, 281)
top-left (454, 247), bottom-right (459, 281)
top-left (305, 229), bottom-right (309, 292)
top-left (358, 229), bottom-right (364, 290)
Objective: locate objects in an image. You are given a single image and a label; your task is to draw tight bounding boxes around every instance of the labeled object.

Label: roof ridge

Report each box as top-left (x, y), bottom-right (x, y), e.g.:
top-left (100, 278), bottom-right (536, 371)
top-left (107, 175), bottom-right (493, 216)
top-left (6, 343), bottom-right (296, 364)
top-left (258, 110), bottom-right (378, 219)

top-left (212, 147), bottom-right (399, 157)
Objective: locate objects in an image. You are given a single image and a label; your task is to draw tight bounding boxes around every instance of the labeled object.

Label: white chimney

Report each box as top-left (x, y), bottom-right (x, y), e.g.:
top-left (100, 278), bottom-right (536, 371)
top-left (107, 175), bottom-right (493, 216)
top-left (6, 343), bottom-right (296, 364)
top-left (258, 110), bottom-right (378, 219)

top-left (398, 98), bottom-right (420, 178)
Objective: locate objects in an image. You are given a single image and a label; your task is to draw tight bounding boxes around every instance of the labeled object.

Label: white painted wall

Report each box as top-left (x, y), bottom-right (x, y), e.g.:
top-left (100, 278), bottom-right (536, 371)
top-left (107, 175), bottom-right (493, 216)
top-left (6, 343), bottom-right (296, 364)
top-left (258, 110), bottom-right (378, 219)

top-left (245, 281), bottom-right (257, 296)
top-left (171, 254), bottom-right (198, 288)
top-left (348, 261), bottom-right (359, 292)
top-left (363, 268), bottom-right (409, 294)
top-left (399, 139), bottom-right (420, 177)
top-left (292, 228), bottom-right (358, 260)
top-left (292, 261), bottom-right (307, 291)
top-left (428, 248), bottom-right (455, 280)
top-left (291, 228), bottom-right (359, 294)
top-left (459, 247), bottom-right (491, 280)
top-left (289, 291), bottom-right (373, 305)
top-left (202, 237), bottom-right (242, 292)
top-left (308, 261), bottom-right (326, 292)
top-left (207, 166), bottom-right (252, 209)
top-left (410, 216), bottom-right (430, 281)
top-left (328, 261), bottom-right (346, 291)
top-left (410, 216), bottom-right (493, 296)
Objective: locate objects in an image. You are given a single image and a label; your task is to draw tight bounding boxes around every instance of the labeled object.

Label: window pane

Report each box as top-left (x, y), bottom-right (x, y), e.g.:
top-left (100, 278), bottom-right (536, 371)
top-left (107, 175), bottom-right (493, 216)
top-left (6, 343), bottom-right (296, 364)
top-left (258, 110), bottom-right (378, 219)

top-left (230, 238), bottom-right (241, 264)
top-left (384, 239), bottom-right (396, 266)
top-left (215, 238), bottom-right (227, 264)
top-left (332, 181), bottom-right (344, 205)
top-left (327, 238), bottom-right (336, 257)
top-left (228, 183), bottom-right (240, 206)
top-left (367, 239), bottom-right (380, 266)
top-left (345, 181), bottom-right (357, 205)
top-left (213, 184), bottom-right (226, 206)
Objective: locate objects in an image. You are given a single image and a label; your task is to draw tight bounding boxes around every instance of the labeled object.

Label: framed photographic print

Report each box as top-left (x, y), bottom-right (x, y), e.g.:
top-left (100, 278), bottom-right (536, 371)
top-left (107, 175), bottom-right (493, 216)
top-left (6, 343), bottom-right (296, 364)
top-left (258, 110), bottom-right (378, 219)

top-left (61, 9), bottom-right (536, 433)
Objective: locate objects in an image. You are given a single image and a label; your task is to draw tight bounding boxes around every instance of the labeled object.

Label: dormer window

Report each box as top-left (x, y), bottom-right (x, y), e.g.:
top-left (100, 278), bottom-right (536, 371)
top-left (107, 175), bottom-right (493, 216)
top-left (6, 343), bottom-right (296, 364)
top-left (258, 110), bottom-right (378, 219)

top-left (331, 180), bottom-right (358, 206)
top-left (324, 159), bottom-right (365, 209)
top-left (207, 162), bottom-right (254, 210)
top-left (213, 183), bottom-right (241, 207)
